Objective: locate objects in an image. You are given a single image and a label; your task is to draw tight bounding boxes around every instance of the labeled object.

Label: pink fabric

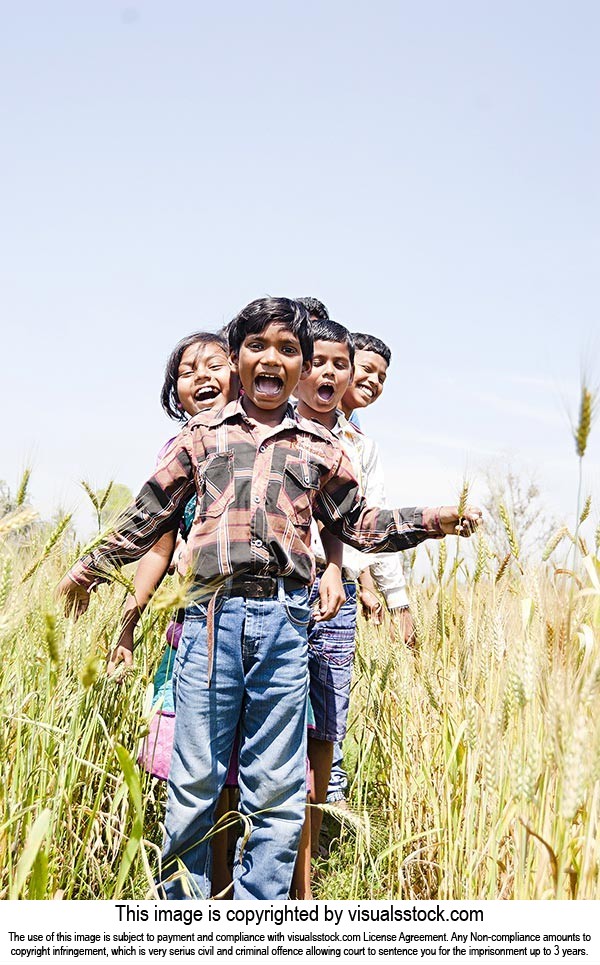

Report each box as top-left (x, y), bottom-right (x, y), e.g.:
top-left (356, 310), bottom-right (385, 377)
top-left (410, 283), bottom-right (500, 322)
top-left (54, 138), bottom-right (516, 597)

top-left (165, 620), bottom-right (182, 649)
top-left (138, 712), bottom-right (176, 781)
top-left (139, 712), bottom-right (240, 785)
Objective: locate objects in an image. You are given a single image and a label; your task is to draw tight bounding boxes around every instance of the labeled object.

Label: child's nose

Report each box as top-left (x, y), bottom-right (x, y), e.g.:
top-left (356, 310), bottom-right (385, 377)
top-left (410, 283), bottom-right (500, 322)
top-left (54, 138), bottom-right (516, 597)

top-left (262, 346), bottom-right (279, 365)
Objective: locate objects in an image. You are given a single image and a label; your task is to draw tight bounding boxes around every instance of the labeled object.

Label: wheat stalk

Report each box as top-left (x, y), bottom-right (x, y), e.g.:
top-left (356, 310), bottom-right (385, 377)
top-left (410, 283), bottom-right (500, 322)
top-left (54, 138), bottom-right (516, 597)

top-left (15, 468), bottom-right (32, 508)
top-left (80, 480), bottom-right (99, 510)
top-left (495, 553), bottom-right (511, 584)
top-left (0, 506), bottom-right (39, 539)
top-left (542, 525), bottom-right (569, 562)
top-left (437, 541), bottom-right (447, 583)
top-left (499, 502), bottom-right (520, 559)
top-left (574, 386), bottom-right (593, 458)
top-left (0, 558), bottom-right (13, 609)
top-left (45, 612), bottom-right (61, 666)
top-left (561, 710), bottom-right (589, 820)
top-left (457, 479), bottom-right (469, 518)
top-left (21, 514), bottom-right (73, 583)
top-left (579, 496), bottom-right (592, 524)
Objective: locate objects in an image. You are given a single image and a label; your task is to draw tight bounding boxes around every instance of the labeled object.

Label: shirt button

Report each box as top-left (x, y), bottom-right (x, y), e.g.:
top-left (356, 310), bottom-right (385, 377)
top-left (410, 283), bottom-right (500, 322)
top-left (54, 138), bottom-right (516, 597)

top-left (259, 446), bottom-right (266, 453)
top-left (254, 495), bottom-right (260, 503)
top-left (253, 538), bottom-right (263, 547)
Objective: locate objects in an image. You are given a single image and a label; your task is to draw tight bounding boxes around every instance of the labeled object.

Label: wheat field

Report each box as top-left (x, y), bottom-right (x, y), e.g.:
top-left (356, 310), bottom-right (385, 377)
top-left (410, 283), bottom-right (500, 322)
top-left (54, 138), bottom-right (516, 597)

top-left (1, 394), bottom-right (598, 900)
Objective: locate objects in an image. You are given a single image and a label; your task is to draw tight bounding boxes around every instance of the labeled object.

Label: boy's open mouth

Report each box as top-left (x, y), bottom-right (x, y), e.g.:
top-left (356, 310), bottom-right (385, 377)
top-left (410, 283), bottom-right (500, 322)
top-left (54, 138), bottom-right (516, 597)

top-left (255, 374), bottom-right (284, 397)
top-left (194, 386), bottom-right (221, 403)
top-left (316, 383), bottom-right (335, 403)
top-left (356, 382), bottom-right (375, 400)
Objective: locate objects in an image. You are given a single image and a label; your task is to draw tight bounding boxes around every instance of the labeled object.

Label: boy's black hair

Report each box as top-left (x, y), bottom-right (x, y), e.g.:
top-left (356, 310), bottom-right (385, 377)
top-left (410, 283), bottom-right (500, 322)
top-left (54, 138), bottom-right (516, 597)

top-left (296, 296), bottom-right (329, 320)
top-left (228, 297), bottom-right (314, 363)
top-left (161, 331), bottom-right (229, 422)
top-left (352, 332), bottom-right (391, 366)
top-left (311, 318), bottom-right (355, 366)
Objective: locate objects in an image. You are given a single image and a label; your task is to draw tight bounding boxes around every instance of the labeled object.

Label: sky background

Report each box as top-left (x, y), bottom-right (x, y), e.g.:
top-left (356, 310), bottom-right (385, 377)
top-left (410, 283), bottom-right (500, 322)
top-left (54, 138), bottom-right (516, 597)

top-left (1, 1), bottom-right (598, 541)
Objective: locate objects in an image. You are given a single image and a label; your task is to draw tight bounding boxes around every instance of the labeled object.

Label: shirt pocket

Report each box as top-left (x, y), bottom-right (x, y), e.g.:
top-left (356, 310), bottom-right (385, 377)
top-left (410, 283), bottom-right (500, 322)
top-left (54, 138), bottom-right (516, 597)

top-left (196, 451), bottom-right (235, 518)
top-left (277, 456), bottom-right (321, 528)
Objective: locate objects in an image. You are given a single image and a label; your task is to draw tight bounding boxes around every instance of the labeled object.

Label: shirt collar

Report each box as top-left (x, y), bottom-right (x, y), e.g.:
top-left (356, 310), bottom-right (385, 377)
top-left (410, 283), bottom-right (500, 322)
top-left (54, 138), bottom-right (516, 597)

top-left (335, 410), bottom-right (363, 438)
top-left (188, 398), bottom-right (335, 444)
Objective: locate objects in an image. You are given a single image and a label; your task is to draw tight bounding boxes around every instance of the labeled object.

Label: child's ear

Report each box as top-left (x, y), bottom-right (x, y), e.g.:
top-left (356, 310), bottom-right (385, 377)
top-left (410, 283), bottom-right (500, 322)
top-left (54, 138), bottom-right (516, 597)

top-left (228, 353), bottom-right (239, 374)
top-left (299, 359), bottom-right (312, 381)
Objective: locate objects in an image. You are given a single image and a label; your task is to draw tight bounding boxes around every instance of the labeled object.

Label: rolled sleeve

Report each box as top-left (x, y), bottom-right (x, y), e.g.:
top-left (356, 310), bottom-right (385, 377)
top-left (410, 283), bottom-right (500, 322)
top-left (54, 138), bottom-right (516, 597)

top-left (65, 430), bottom-right (196, 589)
top-left (315, 451), bottom-right (437, 553)
top-left (421, 507), bottom-right (445, 537)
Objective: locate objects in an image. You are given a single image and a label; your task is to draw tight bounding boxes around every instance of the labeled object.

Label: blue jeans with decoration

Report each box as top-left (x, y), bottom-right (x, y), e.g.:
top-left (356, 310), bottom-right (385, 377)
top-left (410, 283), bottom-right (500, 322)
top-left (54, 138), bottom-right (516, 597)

top-left (159, 581), bottom-right (310, 901)
top-left (308, 578), bottom-right (358, 744)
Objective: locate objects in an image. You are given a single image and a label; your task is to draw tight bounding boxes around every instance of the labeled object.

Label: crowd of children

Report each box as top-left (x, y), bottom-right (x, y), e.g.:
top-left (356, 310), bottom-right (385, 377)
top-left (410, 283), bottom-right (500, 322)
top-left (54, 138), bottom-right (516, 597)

top-left (59, 296), bottom-right (482, 901)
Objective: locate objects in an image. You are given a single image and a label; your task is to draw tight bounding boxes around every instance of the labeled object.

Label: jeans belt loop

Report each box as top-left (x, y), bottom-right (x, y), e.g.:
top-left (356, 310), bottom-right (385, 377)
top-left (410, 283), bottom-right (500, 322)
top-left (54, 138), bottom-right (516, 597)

top-left (277, 577), bottom-right (286, 603)
top-left (206, 585), bottom-right (221, 688)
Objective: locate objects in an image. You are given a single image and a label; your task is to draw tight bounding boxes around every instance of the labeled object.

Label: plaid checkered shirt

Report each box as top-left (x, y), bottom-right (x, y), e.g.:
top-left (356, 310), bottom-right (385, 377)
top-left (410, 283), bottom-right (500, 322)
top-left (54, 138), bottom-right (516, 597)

top-left (68, 400), bottom-right (443, 597)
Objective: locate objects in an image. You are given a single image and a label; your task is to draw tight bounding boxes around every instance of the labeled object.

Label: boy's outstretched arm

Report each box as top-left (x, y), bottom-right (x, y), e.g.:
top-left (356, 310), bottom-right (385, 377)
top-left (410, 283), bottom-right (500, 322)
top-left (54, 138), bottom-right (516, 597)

top-left (315, 451), bottom-right (482, 551)
top-left (107, 528), bottom-right (177, 674)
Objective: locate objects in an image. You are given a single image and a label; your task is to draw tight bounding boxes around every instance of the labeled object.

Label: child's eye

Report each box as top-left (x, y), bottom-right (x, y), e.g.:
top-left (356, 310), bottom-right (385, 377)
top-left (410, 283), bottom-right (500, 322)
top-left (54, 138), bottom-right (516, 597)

top-left (178, 370), bottom-right (195, 378)
top-left (281, 345), bottom-right (298, 355)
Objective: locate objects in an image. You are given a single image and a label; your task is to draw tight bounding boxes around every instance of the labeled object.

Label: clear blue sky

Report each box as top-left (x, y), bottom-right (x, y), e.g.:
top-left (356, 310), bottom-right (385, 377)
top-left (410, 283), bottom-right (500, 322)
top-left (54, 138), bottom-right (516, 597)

top-left (1, 1), bottom-right (598, 534)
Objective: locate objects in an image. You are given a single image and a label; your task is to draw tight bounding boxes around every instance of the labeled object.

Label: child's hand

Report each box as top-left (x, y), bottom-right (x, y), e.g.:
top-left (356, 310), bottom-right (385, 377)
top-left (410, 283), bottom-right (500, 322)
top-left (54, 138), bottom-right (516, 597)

top-left (168, 533), bottom-right (186, 575)
top-left (438, 506), bottom-right (483, 538)
top-left (390, 607), bottom-right (417, 648)
top-left (314, 565), bottom-right (346, 622)
top-left (57, 574), bottom-right (91, 619)
top-left (107, 630), bottom-right (134, 677)
top-left (359, 585), bottom-right (383, 624)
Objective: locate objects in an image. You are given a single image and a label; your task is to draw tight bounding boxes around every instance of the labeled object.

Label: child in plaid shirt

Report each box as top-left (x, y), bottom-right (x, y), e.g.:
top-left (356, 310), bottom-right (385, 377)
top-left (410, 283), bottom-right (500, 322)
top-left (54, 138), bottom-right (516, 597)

top-left (60, 297), bottom-right (482, 901)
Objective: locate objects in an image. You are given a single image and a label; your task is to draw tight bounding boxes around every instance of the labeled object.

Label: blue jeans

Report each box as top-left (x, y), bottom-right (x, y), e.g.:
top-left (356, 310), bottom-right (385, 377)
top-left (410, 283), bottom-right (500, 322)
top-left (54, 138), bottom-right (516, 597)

top-left (308, 579), bottom-right (358, 742)
top-left (327, 741), bottom-right (348, 802)
top-left (159, 581), bottom-right (310, 901)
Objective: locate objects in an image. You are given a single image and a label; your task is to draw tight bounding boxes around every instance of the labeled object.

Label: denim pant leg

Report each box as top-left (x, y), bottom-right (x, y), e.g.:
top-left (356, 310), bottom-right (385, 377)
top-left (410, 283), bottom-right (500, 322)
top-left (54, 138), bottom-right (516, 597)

top-left (308, 580), bottom-right (358, 744)
top-left (160, 599), bottom-right (245, 899)
top-left (327, 741), bottom-right (348, 801)
top-left (234, 586), bottom-right (310, 900)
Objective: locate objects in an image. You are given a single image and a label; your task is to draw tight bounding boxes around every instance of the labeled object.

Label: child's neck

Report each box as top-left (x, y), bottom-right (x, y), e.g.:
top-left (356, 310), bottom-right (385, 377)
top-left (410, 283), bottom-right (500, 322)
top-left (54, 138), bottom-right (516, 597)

top-left (241, 395), bottom-right (289, 429)
top-left (296, 399), bottom-right (338, 431)
top-left (340, 401), bottom-right (353, 420)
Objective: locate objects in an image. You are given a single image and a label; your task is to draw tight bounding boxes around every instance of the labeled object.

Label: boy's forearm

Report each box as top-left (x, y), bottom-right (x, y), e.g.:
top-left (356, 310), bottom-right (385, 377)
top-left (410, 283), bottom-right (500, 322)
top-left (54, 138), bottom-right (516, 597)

top-left (118, 530), bottom-right (177, 630)
top-left (318, 522), bottom-right (344, 570)
top-left (318, 502), bottom-right (443, 553)
top-left (358, 567), bottom-right (377, 594)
